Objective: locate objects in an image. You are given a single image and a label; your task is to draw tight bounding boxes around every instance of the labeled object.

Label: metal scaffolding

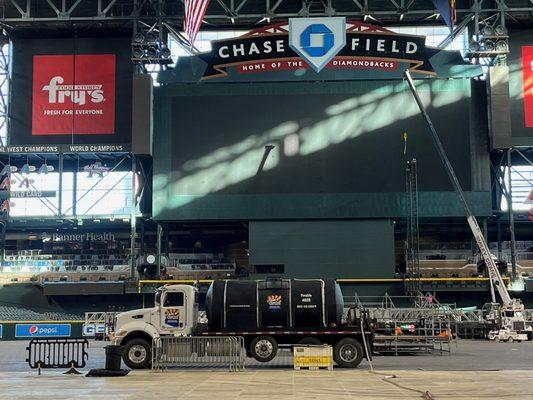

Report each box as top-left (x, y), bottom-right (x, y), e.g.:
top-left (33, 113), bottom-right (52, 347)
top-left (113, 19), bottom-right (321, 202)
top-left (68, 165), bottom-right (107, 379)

top-left (405, 158), bottom-right (420, 297)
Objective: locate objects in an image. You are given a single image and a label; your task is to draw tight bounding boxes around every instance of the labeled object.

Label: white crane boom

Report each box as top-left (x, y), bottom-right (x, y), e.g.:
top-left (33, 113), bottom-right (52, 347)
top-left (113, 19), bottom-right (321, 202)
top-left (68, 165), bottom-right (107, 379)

top-left (404, 70), bottom-right (512, 307)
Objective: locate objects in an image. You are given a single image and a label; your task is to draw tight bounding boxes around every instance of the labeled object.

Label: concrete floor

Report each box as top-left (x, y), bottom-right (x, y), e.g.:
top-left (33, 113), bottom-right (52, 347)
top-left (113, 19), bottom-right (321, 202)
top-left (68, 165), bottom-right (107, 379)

top-left (1, 340), bottom-right (533, 399)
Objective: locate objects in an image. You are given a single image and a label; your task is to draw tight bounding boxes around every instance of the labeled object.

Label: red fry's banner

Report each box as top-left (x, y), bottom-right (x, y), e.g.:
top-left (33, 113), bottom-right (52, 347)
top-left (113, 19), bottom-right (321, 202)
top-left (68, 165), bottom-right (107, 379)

top-left (31, 54), bottom-right (116, 135)
top-left (522, 46), bottom-right (533, 128)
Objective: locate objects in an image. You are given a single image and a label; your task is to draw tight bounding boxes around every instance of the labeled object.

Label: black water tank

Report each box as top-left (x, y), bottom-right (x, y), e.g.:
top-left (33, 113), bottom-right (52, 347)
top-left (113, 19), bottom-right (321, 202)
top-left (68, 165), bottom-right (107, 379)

top-left (205, 278), bottom-right (343, 331)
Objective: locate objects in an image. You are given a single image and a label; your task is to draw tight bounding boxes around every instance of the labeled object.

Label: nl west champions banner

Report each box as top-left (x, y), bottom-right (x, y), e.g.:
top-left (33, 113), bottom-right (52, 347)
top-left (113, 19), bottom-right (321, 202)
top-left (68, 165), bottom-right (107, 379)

top-left (10, 37), bottom-right (132, 146)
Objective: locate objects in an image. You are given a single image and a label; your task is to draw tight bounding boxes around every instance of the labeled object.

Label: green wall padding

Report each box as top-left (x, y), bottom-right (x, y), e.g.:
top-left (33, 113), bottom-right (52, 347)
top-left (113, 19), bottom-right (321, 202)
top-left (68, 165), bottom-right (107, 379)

top-left (249, 220), bottom-right (395, 279)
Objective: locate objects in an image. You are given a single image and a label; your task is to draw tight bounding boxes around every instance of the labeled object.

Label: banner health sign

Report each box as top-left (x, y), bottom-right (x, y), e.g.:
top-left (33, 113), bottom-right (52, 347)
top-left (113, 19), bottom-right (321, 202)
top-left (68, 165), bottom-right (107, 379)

top-left (15, 323), bottom-right (71, 338)
top-left (10, 37), bottom-right (133, 146)
top-left (159, 19), bottom-right (481, 84)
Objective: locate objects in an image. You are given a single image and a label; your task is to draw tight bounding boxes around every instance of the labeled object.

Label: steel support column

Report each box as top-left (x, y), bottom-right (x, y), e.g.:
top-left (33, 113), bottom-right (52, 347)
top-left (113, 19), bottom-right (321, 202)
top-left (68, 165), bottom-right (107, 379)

top-left (156, 223), bottom-right (162, 278)
top-left (497, 216), bottom-right (502, 261)
top-left (72, 165), bottom-right (77, 217)
top-left (130, 154), bottom-right (137, 280)
top-left (506, 149), bottom-right (517, 280)
top-left (58, 153), bottom-right (63, 216)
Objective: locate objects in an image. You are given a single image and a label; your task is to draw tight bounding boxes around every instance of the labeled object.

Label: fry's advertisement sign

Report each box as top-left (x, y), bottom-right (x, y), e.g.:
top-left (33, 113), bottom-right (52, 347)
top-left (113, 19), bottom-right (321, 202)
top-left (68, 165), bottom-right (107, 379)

top-left (32, 54), bottom-right (116, 135)
top-left (522, 46), bottom-right (533, 128)
top-left (9, 37), bottom-right (132, 146)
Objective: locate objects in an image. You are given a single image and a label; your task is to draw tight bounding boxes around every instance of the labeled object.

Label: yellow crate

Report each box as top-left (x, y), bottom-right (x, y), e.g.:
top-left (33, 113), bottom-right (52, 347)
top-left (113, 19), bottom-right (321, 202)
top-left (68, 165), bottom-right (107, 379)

top-left (293, 345), bottom-right (333, 370)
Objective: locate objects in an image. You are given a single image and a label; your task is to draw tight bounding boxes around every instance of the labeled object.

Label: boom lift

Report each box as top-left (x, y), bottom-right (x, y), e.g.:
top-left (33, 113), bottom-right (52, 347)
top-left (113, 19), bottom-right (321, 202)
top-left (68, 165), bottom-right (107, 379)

top-left (404, 71), bottom-right (531, 341)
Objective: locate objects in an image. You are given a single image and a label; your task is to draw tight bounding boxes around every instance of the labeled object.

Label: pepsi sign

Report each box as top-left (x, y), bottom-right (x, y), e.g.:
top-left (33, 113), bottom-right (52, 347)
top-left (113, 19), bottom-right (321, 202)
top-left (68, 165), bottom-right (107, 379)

top-left (15, 323), bottom-right (71, 338)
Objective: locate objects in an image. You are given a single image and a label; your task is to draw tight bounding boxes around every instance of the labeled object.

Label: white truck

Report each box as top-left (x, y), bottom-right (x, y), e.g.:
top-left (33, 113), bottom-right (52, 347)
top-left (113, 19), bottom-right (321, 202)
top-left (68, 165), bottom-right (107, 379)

top-left (487, 329), bottom-right (528, 342)
top-left (111, 279), bottom-right (373, 369)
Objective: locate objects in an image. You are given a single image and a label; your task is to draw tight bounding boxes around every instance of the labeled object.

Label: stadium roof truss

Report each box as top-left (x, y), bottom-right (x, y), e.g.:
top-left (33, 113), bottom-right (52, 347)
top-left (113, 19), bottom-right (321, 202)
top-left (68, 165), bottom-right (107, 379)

top-left (0, 0), bottom-right (531, 28)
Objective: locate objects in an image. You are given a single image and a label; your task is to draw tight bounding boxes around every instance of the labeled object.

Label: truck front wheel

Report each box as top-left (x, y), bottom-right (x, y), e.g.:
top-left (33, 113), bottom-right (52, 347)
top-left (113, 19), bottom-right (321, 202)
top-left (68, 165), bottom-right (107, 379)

top-left (333, 338), bottom-right (363, 368)
top-left (123, 338), bottom-right (151, 369)
top-left (250, 336), bottom-right (278, 362)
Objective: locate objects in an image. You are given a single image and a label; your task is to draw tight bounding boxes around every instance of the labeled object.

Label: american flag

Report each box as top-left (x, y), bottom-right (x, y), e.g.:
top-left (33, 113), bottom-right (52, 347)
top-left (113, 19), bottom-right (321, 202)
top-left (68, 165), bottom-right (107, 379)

top-left (184, 0), bottom-right (211, 49)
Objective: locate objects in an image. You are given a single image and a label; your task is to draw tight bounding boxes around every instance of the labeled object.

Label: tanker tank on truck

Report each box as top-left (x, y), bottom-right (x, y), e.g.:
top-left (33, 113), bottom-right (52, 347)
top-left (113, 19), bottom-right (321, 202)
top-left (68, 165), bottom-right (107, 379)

top-left (112, 278), bottom-right (373, 369)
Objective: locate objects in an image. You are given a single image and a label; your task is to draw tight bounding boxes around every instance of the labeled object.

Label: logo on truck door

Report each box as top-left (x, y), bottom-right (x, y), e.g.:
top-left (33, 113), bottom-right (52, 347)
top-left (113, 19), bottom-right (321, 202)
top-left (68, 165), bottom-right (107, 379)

top-left (164, 308), bottom-right (180, 327)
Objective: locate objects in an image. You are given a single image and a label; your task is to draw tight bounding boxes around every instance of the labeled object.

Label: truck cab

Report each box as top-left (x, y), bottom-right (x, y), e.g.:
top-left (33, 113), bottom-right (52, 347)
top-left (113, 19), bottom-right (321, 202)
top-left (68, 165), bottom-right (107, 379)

top-left (112, 285), bottom-right (198, 369)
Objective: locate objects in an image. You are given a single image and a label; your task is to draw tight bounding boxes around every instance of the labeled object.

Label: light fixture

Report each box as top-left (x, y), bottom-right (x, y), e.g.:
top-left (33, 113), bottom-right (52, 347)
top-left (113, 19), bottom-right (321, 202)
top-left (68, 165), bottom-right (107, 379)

top-left (132, 46), bottom-right (144, 59)
top-left (131, 28), bottom-right (172, 65)
top-left (483, 40), bottom-right (495, 52)
top-left (482, 25), bottom-right (495, 36)
top-left (159, 45), bottom-right (171, 59)
top-left (496, 40), bottom-right (508, 52)
top-left (494, 25), bottom-right (507, 36)
top-left (145, 31), bottom-right (159, 45)
top-left (146, 46), bottom-right (158, 58)
top-left (133, 32), bottom-right (145, 44)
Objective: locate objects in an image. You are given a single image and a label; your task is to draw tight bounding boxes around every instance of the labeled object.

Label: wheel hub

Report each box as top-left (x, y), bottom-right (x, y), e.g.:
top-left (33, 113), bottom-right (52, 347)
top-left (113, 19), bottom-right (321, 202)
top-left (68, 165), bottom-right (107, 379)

top-left (339, 344), bottom-right (357, 362)
top-left (255, 339), bottom-right (273, 358)
top-left (129, 345), bottom-right (147, 363)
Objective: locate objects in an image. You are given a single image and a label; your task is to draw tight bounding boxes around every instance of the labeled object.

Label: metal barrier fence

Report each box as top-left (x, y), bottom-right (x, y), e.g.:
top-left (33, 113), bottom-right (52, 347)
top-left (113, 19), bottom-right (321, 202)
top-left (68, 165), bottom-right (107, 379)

top-left (152, 336), bottom-right (245, 372)
top-left (26, 338), bottom-right (89, 374)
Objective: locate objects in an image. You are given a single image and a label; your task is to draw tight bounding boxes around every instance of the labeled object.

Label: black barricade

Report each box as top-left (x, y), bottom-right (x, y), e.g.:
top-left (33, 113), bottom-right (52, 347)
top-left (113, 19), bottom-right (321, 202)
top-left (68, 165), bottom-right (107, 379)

top-left (26, 338), bottom-right (89, 370)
